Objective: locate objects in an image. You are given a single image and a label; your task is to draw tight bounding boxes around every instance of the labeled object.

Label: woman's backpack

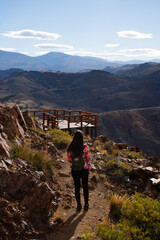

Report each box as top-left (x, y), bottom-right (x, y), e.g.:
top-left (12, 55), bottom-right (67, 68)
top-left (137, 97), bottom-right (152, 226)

top-left (71, 152), bottom-right (84, 171)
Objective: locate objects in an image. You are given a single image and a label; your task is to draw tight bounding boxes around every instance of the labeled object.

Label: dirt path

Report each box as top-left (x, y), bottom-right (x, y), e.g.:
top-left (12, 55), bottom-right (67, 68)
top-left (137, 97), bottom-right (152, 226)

top-left (47, 152), bottom-right (109, 240)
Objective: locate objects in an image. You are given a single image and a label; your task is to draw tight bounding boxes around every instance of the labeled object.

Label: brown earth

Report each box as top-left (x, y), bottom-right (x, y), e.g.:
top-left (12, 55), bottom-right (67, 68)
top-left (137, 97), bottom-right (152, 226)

top-left (47, 152), bottom-right (110, 240)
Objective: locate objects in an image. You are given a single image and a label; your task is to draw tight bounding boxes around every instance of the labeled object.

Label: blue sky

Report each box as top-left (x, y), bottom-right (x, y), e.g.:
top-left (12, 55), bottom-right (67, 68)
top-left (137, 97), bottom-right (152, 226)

top-left (1, 0), bottom-right (160, 61)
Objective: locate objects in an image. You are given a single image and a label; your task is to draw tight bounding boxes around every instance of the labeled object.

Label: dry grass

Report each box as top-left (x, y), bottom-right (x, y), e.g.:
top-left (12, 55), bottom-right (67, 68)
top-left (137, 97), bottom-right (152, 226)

top-left (109, 194), bottom-right (130, 220)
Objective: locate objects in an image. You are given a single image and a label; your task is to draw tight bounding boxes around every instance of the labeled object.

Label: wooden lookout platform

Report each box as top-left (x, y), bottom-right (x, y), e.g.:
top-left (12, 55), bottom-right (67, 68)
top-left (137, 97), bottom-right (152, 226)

top-left (28, 109), bottom-right (97, 138)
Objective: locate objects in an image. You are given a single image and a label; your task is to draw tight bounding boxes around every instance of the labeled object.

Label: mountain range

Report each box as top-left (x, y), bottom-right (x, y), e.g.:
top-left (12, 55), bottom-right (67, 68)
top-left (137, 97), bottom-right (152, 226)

top-left (0, 50), bottom-right (121, 72)
top-left (0, 56), bottom-right (160, 158)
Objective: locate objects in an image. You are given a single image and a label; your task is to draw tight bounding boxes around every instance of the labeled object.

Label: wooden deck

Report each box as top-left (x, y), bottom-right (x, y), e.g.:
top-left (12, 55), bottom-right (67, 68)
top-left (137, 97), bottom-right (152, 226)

top-left (28, 109), bottom-right (97, 138)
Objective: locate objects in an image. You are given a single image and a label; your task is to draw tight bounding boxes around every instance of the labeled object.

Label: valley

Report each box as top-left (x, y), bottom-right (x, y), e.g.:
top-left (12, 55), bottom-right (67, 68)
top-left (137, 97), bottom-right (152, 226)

top-left (0, 60), bottom-right (160, 159)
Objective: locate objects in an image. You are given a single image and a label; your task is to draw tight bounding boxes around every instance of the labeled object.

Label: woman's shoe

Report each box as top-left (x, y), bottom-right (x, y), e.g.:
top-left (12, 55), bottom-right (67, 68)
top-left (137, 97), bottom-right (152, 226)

top-left (84, 204), bottom-right (89, 211)
top-left (76, 204), bottom-right (82, 212)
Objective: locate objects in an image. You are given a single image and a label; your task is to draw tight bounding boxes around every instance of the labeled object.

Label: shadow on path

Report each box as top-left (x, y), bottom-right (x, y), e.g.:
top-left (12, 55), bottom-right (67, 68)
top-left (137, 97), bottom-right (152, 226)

top-left (47, 211), bottom-right (86, 240)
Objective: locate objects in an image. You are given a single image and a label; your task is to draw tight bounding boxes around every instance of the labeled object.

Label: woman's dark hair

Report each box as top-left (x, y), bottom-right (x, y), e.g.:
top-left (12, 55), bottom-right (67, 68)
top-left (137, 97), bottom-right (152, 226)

top-left (67, 130), bottom-right (84, 156)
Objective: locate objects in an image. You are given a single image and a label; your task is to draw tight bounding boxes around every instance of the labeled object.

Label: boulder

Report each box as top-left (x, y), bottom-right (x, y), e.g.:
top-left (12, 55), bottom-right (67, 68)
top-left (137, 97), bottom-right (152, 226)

top-left (23, 110), bottom-right (40, 129)
top-left (0, 105), bottom-right (26, 140)
top-left (0, 134), bottom-right (10, 157)
top-left (129, 166), bottom-right (158, 181)
top-left (8, 105), bottom-right (27, 131)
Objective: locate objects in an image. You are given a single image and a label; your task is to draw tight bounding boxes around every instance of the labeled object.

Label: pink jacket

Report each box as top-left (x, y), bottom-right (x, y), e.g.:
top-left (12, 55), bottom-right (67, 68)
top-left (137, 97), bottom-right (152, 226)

top-left (67, 145), bottom-right (91, 170)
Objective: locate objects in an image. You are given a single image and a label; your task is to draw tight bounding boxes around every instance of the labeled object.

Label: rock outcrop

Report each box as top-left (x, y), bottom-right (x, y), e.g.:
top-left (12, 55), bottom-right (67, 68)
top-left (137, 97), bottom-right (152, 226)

top-left (0, 105), bottom-right (28, 157)
top-left (0, 105), bottom-right (59, 239)
top-left (0, 158), bottom-right (58, 239)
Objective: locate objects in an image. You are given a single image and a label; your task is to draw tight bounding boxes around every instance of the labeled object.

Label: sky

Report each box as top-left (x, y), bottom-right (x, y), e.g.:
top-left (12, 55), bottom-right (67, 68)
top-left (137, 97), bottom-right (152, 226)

top-left (1, 0), bottom-right (160, 62)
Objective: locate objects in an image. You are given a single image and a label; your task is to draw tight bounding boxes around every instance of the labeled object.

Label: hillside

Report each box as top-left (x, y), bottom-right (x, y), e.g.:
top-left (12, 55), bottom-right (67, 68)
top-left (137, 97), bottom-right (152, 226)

top-left (98, 107), bottom-right (160, 159)
top-left (1, 67), bottom-right (160, 112)
top-left (104, 62), bottom-right (160, 77)
top-left (0, 105), bottom-right (160, 239)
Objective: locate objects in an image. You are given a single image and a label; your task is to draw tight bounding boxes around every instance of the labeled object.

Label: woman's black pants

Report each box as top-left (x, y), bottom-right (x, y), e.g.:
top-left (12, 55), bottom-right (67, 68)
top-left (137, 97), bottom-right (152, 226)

top-left (72, 169), bottom-right (89, 205)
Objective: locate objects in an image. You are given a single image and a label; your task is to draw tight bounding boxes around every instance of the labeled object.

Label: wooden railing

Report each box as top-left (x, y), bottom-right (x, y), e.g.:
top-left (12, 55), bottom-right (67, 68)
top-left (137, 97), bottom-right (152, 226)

top-left (28, 109), bottom-right (97, 137)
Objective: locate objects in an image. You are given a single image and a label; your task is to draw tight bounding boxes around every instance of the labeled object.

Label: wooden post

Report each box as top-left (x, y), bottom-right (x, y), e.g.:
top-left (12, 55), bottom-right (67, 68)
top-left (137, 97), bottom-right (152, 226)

top-left (91, 127), bottom-right (93, 138)
top-left (51, 116), bottom-right (54, 128)
top-left (43, 112), bottom-right (45, 131)
top-left (68, 115), bottom-right (70, 131)
top-left (80, 115), bottom-right (83, 131)
top-left (85, 127), bottom-right (89, 136)
top-left (63, 110), bottom-right (65, 120)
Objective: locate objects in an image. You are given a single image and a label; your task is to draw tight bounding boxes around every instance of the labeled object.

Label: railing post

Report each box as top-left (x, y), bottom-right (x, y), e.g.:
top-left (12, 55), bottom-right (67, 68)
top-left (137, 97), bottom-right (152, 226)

top-left (43, 112), bottom-right (45, 131)
top-left (91, 127), bottom-right (93, 138)
top-left (51, 116), bottom-right (54, 128)
top-left (80, 115), bottom-right (83, 131)
top-left (68, 115), bottom-right (70, 133)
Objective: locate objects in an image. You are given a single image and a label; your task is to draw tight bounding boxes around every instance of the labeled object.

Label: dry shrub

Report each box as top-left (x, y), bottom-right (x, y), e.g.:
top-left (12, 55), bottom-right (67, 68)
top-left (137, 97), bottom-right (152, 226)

top-left (109, 194), bottom-right (130, 221)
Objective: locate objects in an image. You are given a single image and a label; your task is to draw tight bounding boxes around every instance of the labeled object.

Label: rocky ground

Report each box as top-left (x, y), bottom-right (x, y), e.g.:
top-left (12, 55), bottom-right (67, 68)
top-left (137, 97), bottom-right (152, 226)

top-left (0, 104), bottom-right (160, 240)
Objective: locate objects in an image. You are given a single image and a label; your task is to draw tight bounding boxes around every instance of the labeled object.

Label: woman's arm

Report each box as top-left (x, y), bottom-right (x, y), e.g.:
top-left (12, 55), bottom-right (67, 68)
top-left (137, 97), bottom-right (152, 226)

top-left (84, 145), bottom-right (91, 171)
top-left (67, 151), bottom-right (72, 163)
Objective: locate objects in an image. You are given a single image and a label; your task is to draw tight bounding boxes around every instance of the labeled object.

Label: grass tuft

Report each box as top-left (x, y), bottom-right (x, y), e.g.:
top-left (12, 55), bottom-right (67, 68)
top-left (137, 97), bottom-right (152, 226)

top-left (11, 145), bottom-right (54, 178)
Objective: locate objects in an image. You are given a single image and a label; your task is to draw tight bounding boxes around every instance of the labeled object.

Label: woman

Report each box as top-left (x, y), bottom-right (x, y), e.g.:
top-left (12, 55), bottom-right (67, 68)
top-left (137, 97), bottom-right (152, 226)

top-left (67, 130), bottom-right (91, 212)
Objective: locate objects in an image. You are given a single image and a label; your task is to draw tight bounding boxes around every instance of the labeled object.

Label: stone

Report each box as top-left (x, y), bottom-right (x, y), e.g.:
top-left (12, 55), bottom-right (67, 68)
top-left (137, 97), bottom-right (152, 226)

top-left (97, 135), bottom-right (109, 143)
top-left (90, 174), bottom-right (98, 183)
top-left (150, 178), bottom-right (160, 185)
top-left (59, 172), bottom-right (70, 177)
top-left (116, 142), bottom-right (128, 150)
top-left (47, 142), bottom-right (59, 156)
top-left (0, 106), bottom-right (25, 140)
top-left (8, 105), bottom-right (27, 131)
top-left (0, 135), bottom-right (10, 157)
top-left (0, 124), bottom-right (4, 132)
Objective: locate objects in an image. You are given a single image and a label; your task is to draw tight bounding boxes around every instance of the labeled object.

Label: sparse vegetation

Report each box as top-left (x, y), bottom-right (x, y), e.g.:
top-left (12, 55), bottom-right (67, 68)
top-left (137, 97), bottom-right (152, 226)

top-left (122, 150), bottom-right (145, 159)
top-left (105, 155), bottom-right (131, 180)
top-left (11, 145), bottom-right (54, 178)
top-left (30, 127), bottom-right (45, 136)
top-left (82, 193), bottom-right (160, 240)
top-left (48, 128), bottom-right (72, 149)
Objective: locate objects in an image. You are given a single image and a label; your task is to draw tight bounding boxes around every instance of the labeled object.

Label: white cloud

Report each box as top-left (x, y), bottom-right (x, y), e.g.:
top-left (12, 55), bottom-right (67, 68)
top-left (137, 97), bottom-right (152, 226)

top-left (0, 47), bottom-right (16, 51)
top-left (105, 44), bottom-right (120, 48)
top-left (117, 30), bottom-right (152, 39)
top-left (2, 29), bottom-right (61, 40)
top-left (118, 48), bottom-right (160, 57)
top-left (64, 48), bottom-right (160, 61)
top-left (34, 43), bottom-right (74, 50)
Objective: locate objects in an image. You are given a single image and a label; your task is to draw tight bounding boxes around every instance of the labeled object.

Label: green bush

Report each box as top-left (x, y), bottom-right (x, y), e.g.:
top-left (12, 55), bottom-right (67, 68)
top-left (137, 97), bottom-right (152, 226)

top-left (11, 145), bottom-right (54, 178)
top-left (120, 193), bottom-right (160, 239)
top-left (122, 150), bottom-right (144, 159)
top-left (82, 193), bottom-right (160, 240)
top-left (105, 156), bottom-right (131, 180)
top-left (48, 128), bottom-right (71, 149)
